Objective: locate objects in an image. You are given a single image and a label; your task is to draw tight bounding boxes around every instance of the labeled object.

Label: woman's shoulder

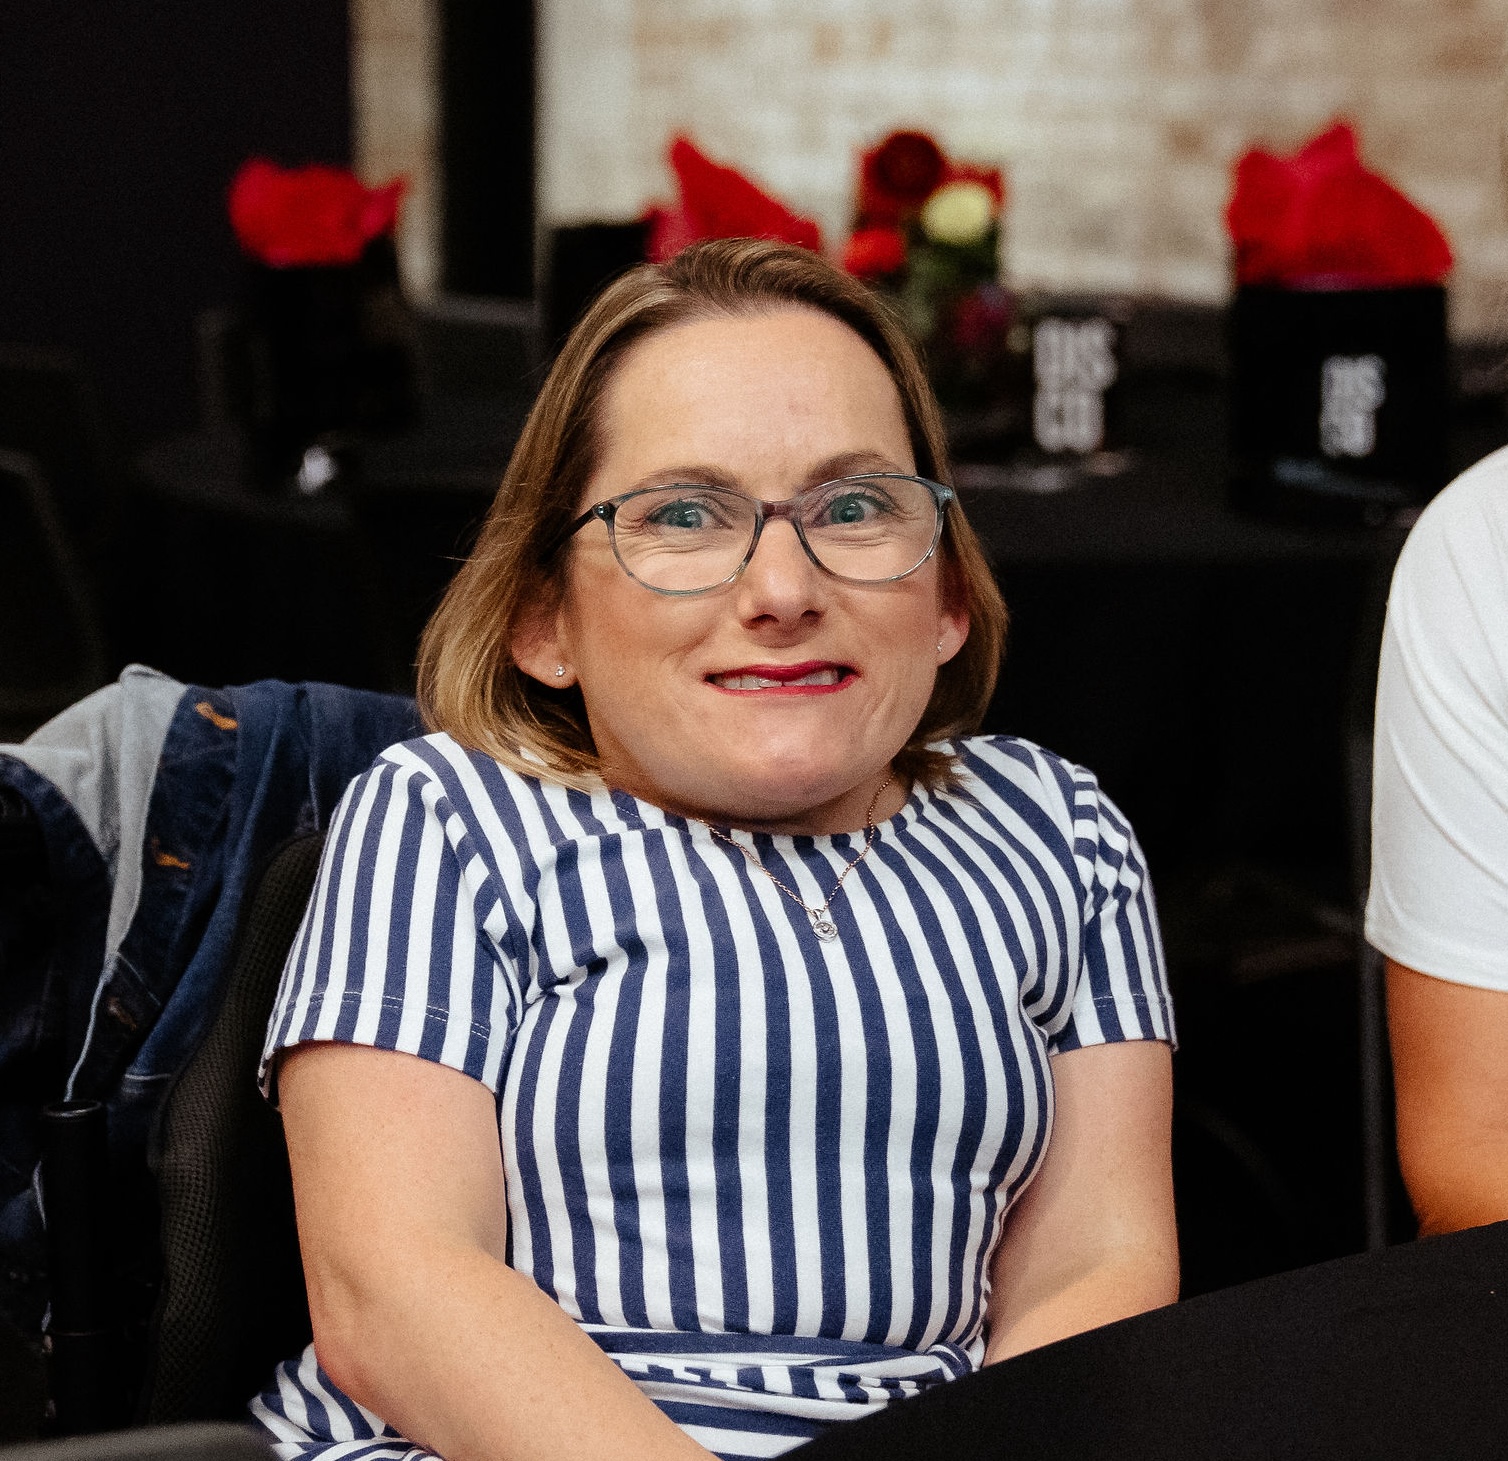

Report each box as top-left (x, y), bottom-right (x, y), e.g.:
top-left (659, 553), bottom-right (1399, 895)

top-left (939, 736), bottom-right (1147, 899)
top-left (942, 733), bottom-right (1102, 816)
top-left (350, 730), bottom-right (566, 823)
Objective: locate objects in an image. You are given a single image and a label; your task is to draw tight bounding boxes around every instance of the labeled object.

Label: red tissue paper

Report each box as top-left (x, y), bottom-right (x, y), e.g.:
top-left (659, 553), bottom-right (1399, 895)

top-left (1226, 122), bottom-right (1452, 288)
top-left (646, 137), bottom-right (823, 263)
top-left (229, 159), bottom-right (405, 268)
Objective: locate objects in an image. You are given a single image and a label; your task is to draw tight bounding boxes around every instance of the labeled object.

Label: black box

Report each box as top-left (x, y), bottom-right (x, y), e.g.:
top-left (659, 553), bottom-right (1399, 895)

top-left (1026, 299), bottom-right (1127, 458)
top-left (1230, 284), bottom-right (1448, 524)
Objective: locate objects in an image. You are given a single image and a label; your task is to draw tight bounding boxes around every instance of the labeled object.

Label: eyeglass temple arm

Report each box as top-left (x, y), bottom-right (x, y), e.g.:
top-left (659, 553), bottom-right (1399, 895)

top-left (541, 502), bottom-right (613, 563)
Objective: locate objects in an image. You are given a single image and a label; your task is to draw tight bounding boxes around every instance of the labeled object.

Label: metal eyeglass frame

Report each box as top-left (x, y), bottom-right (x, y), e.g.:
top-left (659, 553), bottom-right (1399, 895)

top-left (556, 473), bottom-right (955, 597)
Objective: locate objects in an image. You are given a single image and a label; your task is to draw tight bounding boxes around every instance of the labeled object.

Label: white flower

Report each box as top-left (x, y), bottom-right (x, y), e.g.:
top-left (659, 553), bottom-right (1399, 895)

top-left (919, 181), bottom-right (996, 247)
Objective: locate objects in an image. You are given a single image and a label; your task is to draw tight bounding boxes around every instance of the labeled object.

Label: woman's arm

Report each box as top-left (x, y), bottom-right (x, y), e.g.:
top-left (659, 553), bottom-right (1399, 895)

top-left (983, 1040), bottom-right (1177, 1363)
top-left (279, 1041), bottom-right (713, 1461)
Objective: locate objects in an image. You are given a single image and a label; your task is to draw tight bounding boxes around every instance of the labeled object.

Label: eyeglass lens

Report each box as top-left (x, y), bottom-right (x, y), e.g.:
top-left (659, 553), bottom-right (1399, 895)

top-left (608, 476), bottom-right (943, 593)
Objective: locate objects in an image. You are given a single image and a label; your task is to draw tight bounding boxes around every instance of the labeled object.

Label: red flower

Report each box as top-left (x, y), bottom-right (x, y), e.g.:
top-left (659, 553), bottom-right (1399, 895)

top-left (229, 159), bottom-right (405, 268)
top-left (1226, 121), bottom-right (1452, 287)
top-left (842, 226), bottom-right (907, 279)
top-left (858, 131), bottom-right (947, 225)
top-left (647, 137), bottom-right (822, 262)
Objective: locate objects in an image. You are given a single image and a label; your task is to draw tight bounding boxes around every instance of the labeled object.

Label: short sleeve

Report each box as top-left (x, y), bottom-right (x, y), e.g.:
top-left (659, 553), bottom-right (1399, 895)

top-left (1365, 454), bottom-right (1508, 990)
top-left (258, 747), bottom-right (529, 1100)
top-left (1050, 762), bottom-right (1175, 1054)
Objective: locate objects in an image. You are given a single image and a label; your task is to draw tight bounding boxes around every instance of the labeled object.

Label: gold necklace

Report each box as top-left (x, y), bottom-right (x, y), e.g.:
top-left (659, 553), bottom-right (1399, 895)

top-left (702, 775), bottom-right (894, 941)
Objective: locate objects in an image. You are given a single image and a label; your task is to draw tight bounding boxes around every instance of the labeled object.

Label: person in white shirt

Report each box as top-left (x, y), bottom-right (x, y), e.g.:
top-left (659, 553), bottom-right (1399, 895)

top-left (1366, 446), bottom-right (1508, 1234)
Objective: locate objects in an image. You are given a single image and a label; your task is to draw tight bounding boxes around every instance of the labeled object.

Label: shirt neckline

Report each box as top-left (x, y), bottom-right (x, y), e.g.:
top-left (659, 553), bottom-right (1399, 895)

top-left (605, 778), bottom-right (933, 847)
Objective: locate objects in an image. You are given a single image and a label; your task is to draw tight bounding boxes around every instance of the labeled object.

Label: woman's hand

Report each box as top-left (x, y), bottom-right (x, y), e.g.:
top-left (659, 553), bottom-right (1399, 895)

top-left (983, 1040), bottom-right (1177, 1364)
top-left (279, 1042), bottom-right (714, 1461)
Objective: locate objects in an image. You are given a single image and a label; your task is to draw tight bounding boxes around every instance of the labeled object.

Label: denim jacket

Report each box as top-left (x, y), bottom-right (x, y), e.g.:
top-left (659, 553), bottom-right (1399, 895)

top-left (0, 666), bottom-right (419, 1329)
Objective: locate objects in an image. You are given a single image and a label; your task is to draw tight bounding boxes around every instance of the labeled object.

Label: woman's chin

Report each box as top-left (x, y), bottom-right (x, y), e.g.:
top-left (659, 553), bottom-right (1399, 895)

top-left (682, 761), bottom-right (884, 833)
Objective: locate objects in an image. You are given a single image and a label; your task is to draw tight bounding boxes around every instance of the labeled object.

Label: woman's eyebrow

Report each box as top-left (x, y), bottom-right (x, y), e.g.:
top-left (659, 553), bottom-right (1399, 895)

top-left (622, 450), bottom-right (911, 497)
top-left (805, 450), bottom-right (912, 484)
top-left (625, 465), bottom-right (742, 493)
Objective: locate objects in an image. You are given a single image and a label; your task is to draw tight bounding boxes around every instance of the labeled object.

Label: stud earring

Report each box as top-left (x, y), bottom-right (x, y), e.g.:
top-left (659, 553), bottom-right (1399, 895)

top-left (555, 665), bottom-right (566, 678)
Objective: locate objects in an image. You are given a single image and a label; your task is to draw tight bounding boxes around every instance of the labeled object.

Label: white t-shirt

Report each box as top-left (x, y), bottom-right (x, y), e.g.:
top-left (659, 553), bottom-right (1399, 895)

top-left (1366, 447), bottom-right (1508, 990)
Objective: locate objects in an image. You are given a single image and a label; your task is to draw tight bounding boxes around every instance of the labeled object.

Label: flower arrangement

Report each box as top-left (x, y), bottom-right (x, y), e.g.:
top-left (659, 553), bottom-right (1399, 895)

top-left (225, 159), bottom-right (417, 485)
top-left (841, 131), bottom-right (1012, 415)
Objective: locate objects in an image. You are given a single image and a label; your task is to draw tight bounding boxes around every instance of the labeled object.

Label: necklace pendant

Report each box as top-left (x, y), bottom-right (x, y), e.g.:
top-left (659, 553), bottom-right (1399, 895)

top-left (810, 916), bottom-right (839, 941)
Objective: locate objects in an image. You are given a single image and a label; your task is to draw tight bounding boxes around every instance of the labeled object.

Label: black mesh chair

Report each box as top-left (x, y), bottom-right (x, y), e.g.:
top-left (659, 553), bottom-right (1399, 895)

top-left (134, 833), bottom-right (325, 1424)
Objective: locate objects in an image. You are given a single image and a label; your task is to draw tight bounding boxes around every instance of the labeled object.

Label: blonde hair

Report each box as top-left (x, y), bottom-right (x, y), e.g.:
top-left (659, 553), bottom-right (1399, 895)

top-left (416, 237), bottom-right (1007, 790)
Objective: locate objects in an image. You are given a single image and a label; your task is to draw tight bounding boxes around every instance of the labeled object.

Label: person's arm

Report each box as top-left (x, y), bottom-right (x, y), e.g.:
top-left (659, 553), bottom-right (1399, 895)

top-left (279, 1041), bottom-right (713, 1461)
top-left (1386, 959), bottom-right (1508, 1236)
top-left (983, 1039), bottom-right (1177, 1363)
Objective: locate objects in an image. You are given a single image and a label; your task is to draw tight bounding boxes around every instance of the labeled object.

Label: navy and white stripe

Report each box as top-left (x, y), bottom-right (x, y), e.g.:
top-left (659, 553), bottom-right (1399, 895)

top-left (253, 733), bottom-right (1172, 1459)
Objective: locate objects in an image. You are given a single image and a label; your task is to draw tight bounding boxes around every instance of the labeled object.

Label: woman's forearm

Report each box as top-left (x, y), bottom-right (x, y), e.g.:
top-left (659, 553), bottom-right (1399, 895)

top-left (312, 1237), bottom-right (713, 1461)
top-left (982, 1246), bottom-right (1178, 1364)
top-left (280, 1044), bottom-right (712, 1461)
top-left (982, 1042), bottom-right (1178, 1366)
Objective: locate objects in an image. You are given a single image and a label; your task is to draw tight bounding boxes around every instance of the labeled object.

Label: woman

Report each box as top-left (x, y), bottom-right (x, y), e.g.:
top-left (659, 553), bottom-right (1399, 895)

top-left (252, 238), bottom-right (1177, 1461)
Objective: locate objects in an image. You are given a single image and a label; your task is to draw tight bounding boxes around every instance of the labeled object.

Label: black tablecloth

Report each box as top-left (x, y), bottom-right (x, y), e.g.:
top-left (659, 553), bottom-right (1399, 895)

top-left (798, 1219), bottom-right (1508, 1460)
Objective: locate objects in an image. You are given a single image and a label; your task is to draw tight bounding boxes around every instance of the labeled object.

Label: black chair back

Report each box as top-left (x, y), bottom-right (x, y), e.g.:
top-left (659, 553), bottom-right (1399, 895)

top-left (137, 834), bottom-right (324, 1423)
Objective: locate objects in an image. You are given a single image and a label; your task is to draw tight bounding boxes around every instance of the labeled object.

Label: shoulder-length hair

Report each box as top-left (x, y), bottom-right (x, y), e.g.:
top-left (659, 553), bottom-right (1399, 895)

top-left (416, 236), bottom-right (1007, 790)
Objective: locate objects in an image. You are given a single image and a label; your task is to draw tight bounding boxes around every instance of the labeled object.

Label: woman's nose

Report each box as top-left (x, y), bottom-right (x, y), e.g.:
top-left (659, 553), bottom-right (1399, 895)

top-left (736, 517), bottom-right (826, 620)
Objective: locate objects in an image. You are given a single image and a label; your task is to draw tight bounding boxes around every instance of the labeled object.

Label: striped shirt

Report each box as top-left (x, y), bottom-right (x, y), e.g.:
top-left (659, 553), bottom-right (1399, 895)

top-left (251, 732), bottom-right (1172, 1460)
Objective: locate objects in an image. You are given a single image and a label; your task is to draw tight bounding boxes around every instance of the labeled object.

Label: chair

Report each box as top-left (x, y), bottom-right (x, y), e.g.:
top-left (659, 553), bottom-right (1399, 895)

top-left (1340, 529), bottom-right (1414, 1249)
top-left (0, 346), bottom-right (116, 567)
top-left (133, 833), bottom-right (324, 1424)
top-left (0, 1423), bottom-right (271, 1461)
top-left (0, 449), bottom-right (108, 738)
top-left (414, 293), bottom-right (538, 400)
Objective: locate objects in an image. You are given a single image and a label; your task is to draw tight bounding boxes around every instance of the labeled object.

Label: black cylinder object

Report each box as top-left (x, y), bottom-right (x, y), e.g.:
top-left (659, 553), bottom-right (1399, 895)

top-left (241, 235), bottom-right (419, 482)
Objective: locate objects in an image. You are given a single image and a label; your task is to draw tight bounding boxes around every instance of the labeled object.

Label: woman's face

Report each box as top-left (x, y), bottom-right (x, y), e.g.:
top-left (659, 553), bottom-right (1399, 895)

top-left (519, 306), bottom-right (969, 834)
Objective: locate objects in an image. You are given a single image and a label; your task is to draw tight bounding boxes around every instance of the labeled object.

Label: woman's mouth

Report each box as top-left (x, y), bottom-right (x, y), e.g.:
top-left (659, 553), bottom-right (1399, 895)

top-left (707, 662), bottom-right (854, 693)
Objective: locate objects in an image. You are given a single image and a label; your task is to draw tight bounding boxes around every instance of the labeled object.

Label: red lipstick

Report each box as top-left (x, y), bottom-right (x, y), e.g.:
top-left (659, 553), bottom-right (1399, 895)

top-left (706, 661), bottom-right (855, 695)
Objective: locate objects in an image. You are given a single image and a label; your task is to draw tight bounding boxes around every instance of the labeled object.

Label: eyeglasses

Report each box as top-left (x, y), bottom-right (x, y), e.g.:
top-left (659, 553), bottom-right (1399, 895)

top-left (559, 473), bottom-right (954, 596)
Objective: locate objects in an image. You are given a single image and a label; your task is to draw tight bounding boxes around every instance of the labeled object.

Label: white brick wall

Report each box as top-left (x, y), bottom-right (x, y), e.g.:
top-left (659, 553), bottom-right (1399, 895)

top-left (360, 0), bottom-right (1508, 333)
top-left (351, 0), bottom-right (440, 297)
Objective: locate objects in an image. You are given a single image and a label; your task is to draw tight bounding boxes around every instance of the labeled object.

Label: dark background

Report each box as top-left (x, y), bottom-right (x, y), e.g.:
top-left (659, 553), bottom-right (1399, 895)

top-left (0, 0), bottom-right (535, 453)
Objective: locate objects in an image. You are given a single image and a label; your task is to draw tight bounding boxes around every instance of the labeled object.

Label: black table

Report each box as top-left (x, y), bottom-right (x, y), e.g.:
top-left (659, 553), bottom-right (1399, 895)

top-left (798, 1219), bottom-right (1508, 1461)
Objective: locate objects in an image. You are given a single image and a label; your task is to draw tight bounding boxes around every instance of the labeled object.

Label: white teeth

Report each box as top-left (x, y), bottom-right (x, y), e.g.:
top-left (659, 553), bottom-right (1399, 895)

top-left (713, 668), bottom-right (842, 689)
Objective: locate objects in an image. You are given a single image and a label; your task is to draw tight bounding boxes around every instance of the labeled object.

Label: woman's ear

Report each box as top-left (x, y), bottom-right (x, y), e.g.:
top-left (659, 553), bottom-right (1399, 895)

top-left (936, 562), bottom-right (971, 665)
top-left (511, 592), bottom-right (576, 688)
top-left (937, 602), bottom-right (970, 665)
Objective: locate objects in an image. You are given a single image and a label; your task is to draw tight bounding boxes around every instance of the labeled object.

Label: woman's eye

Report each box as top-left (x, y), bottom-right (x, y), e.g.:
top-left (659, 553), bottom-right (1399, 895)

top-left (823, 492), bottom-right (883, 525)
top-left (646, 500), bottom-right (712, 530)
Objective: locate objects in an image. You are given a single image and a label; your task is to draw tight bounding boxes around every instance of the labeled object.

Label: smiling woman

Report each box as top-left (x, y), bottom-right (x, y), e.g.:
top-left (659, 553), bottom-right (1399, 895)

top-left (250, 240), bottom-right (1177, 1461)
